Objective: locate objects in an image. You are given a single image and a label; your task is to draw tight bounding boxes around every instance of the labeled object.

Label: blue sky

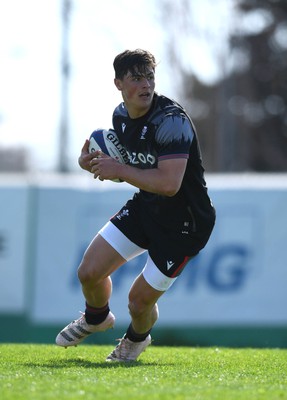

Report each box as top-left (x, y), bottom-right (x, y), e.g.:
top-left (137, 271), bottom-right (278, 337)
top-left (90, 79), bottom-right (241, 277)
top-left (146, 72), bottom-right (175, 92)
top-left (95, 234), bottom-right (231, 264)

top-left (0, 0), bottom-right (233, 171)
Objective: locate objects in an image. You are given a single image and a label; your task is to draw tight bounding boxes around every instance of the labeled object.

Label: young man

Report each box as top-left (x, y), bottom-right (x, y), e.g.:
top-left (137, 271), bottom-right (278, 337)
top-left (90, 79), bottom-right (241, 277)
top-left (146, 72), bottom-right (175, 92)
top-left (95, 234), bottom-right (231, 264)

top-left (56, 49), bottom-right (216, 362)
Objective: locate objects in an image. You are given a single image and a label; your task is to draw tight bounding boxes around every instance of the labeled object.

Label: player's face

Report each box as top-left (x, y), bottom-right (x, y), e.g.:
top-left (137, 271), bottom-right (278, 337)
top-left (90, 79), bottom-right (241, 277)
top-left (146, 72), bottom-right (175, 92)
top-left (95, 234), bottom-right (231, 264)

top-left (114, 65), bottom-right (155, 118)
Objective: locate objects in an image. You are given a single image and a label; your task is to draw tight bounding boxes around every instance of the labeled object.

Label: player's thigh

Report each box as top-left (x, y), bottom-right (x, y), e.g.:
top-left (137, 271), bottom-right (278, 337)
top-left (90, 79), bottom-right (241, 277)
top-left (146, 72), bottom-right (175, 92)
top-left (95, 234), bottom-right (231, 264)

top-left (79, 233), bottom-right (126, 280)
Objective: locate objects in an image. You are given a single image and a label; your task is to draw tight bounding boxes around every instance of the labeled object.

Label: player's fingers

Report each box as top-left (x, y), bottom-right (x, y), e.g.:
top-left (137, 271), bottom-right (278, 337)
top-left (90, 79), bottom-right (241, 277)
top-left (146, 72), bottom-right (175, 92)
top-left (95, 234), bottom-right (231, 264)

top-left (89, 151), bottom-right (103, 163)
top-left (99, 152), bottom-right (109, 159)
top-left (80, 139), bottom-right (90, 153)
top-left (94, 150), bottom-right (103, 158)
top-left (93, 172), bottom-right (103, 181)
top-left (90, 157), bottom-right (100, 168)
top-left (90, 163), bottom-right (97, 173)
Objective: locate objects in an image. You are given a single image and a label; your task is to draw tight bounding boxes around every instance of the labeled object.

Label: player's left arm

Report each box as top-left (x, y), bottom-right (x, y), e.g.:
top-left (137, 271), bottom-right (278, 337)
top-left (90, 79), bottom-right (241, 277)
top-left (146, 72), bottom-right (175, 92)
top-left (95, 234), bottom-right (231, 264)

top-left (117, 157), bottom-right (187, 196)
top-left (122, 113), bottom-right (191, 196)
top-left (90, 153), bottom-right (187, 195)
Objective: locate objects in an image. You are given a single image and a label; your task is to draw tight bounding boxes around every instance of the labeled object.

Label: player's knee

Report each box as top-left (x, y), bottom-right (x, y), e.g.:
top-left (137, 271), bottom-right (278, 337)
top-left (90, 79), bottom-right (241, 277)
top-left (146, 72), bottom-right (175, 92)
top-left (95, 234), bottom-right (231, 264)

top-left (78, 264), bottom-right (88, 284)
top-left (78, 261), bottom-right (98, 285)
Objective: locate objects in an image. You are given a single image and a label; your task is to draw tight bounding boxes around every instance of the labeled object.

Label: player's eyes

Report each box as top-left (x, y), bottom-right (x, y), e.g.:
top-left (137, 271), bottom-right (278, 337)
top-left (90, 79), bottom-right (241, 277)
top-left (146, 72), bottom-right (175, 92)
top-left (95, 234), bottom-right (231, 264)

top-left (132, 75), bottom-right (154, 82)
top-left (129, 75), bottom-right (140, 81)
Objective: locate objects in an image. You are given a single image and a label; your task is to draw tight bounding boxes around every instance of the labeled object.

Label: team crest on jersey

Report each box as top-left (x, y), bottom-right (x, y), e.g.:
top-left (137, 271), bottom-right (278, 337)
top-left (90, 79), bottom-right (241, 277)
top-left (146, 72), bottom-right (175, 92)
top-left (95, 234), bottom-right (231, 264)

top-left (116, 208), bottom-right (129, 220)
top-left (140, 126), bottom-right (148, 140)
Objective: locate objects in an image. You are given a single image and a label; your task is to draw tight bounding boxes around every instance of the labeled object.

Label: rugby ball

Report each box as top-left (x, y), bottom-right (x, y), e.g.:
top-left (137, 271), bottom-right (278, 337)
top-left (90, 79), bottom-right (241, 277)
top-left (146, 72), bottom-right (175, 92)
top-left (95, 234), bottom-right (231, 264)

top-left (89, 129), bottom-right (128, 164)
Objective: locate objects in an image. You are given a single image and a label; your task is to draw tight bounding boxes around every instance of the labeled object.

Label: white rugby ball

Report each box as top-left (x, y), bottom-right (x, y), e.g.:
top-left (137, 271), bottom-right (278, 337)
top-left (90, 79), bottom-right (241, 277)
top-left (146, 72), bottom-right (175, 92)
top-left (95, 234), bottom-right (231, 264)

top-left (89, 129), bottom-right (128, 164)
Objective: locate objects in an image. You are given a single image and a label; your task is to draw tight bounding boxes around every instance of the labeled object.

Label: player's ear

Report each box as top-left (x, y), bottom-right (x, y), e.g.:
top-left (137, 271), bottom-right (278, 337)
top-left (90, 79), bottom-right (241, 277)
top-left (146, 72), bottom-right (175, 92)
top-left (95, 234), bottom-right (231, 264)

top-left (114, 78), bottom-right (122, 91)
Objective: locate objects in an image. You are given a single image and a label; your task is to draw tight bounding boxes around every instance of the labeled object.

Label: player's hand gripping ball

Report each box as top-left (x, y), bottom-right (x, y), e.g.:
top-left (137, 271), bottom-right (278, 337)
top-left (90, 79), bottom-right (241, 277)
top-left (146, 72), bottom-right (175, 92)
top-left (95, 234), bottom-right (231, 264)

top-left (89, 129), bottom-right (128, 163)
top-left (89, 129), bottom-right (128, 182)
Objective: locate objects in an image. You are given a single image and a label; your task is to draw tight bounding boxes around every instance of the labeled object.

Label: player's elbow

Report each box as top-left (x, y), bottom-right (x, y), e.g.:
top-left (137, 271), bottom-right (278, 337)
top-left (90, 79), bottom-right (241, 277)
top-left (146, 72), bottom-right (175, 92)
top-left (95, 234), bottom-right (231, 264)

top-left (157, 161), bottom-right (186, 197)
top-left (160, 182), bottom-right (181, 197)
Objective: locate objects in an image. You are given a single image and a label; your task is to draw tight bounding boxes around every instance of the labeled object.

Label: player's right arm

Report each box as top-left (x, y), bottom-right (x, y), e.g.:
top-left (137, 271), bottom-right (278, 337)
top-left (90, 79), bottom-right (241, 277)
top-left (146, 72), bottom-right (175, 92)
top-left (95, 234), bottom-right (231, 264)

top-left (78, 139), bottom-right (101, 172)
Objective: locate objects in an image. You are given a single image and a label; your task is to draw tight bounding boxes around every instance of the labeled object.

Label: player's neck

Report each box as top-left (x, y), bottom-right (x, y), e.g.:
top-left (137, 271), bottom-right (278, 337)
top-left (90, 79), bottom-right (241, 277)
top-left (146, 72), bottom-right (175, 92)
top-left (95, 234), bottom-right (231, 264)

top-left (126, 96), bottom-right (155, 119)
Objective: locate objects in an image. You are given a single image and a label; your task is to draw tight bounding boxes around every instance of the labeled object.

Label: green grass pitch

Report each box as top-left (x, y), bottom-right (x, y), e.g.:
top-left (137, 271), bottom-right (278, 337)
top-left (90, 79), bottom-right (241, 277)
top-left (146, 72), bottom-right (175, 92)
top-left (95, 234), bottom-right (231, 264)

top-left (0, 344), bottom-right (286, 399)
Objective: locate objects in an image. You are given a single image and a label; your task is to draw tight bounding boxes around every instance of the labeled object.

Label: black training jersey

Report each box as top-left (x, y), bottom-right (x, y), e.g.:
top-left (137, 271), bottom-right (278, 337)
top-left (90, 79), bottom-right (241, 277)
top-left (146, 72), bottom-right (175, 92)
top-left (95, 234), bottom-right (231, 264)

top-left (112, 93), bottom-right (215, 234)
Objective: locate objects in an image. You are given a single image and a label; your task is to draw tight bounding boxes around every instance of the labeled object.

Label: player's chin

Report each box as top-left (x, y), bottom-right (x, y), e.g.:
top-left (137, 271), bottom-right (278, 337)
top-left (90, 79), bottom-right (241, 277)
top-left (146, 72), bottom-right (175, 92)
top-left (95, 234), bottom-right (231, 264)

top-left (137, 96), bottom-right (153, 109)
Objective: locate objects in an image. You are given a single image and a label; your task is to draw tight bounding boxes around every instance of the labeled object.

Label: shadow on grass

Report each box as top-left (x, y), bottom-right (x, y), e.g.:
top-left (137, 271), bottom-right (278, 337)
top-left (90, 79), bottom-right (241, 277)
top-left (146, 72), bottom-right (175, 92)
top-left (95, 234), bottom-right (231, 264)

top-left (22, 358), bottom-right (173, 369)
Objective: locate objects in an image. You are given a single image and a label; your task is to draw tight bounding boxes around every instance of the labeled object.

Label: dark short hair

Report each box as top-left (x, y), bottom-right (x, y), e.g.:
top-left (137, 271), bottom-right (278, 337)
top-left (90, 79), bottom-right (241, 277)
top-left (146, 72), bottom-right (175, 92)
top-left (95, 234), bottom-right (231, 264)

top-left (113, 49), bottom-right (157, 80)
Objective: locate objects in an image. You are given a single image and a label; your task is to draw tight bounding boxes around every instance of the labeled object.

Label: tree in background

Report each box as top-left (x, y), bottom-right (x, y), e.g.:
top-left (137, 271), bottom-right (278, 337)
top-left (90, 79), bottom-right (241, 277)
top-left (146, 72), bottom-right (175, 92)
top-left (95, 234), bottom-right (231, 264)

top-left (160, 0), bottom-right (287, 172)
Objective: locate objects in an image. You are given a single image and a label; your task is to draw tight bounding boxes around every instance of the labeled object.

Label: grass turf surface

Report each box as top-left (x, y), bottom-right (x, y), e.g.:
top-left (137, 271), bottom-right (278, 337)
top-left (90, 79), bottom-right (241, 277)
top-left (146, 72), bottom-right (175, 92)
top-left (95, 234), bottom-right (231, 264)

top-left (0, 344), bottom-right (286, 400)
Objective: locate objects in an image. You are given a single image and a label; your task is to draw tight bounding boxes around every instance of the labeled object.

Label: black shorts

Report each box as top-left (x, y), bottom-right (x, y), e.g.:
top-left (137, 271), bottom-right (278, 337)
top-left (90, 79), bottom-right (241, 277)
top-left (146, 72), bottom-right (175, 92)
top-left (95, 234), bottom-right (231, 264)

top-left (110, 194), bottom-right (213, 279)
